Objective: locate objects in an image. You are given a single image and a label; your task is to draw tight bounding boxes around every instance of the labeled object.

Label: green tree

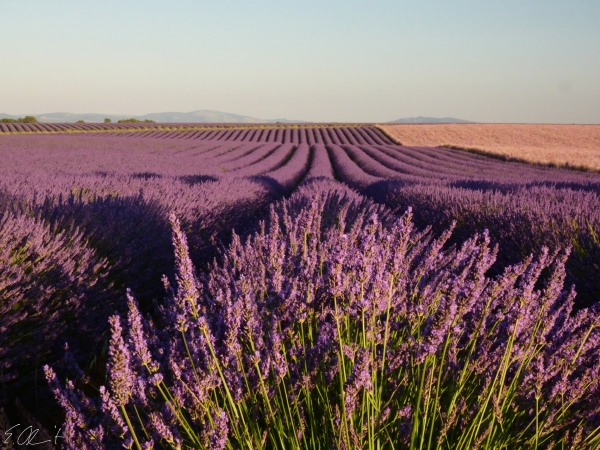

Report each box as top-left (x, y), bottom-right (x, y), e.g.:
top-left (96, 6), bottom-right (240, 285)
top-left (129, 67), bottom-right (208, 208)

top-left (117, 118), bottom-right (155, 123)
top-left (104, 118), bottom-right (112, 123)
top-left (1, 116), bottom-right (37, 123)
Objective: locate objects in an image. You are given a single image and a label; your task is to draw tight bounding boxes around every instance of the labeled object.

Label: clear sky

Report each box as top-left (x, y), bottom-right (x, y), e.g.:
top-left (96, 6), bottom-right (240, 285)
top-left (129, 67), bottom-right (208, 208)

top-left (1, 0), bottom-right (599, 123)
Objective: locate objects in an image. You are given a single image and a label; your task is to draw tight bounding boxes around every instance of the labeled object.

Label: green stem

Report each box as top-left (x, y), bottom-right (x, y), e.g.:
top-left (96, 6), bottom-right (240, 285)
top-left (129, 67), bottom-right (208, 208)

top-left (120, 405), bottom-right (143, 450)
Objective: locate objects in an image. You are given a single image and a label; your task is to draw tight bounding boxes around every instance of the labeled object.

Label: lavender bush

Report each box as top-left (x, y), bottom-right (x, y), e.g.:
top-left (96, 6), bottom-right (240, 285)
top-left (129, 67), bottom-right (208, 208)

top-left (318, 142), bottom-right (600, 306)
top-left (0, 138), bottom-right (301, 414)
top-left (47, 181), bottom-right (600, 449)
top-left (0, 211), bottom-right (110, 401)
top-left (365, 179), bottom-right (600, 307)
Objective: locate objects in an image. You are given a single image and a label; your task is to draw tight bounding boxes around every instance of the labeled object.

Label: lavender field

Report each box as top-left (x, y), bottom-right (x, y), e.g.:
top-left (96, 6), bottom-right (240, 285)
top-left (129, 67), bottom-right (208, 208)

top-left (2, 126), bottom-right (600, 449)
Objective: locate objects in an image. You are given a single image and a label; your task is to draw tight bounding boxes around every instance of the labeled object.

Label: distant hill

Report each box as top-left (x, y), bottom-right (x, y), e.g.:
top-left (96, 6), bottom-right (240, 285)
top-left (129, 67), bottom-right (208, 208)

top-left (389, 116), bottom-right (473, 124)
top-left (0, 110), bottom-right (305, 124)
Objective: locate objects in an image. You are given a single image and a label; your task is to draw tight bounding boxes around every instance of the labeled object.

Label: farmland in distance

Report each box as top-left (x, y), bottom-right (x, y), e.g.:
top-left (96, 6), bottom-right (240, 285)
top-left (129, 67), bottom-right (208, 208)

top-left (378, 123), bottom-right (600, 171)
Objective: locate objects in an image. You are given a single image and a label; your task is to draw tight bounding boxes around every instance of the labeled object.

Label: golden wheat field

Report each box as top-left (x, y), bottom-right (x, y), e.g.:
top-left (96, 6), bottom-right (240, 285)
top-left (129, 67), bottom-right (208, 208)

top-left (377, 123), bottom-right (600, 171)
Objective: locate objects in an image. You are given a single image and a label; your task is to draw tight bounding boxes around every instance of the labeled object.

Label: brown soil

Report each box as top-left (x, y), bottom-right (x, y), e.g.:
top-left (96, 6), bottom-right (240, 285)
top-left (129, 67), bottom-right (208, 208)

top-left (377, 124), bottom-right (600, 171)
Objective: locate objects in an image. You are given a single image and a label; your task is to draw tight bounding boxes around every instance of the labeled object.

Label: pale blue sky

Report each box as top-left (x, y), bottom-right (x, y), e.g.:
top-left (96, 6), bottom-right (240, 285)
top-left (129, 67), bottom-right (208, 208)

top-left (1, 0), bottom-right (599, 122)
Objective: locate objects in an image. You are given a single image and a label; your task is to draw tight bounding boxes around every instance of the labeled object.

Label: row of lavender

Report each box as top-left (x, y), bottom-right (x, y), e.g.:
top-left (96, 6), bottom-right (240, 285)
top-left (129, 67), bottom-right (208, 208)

top-left (48, 179), bottom-right (600, 449)
top-left (90, 125), bottom-right (394, 145)
top-left (2, 132), bottom-right (600, 447)
top-left (1, 134), bottom-right (599, 399)
top-left (0, 135), bottom-right (313, 422)
top-left (0, 122), bottom-right (367, 133)
top-left (323, 142), bottom-right (600, 306)
top-left (0, 134), bottom-right (308, 178)
top-left (0, 123), bottom-right (394, 145)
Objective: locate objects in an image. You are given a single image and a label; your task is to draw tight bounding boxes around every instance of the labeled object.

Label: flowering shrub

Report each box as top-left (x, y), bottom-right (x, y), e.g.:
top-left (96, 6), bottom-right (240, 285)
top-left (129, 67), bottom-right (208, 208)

top-left (0, 211), bottom-right (109, 394)
top-left (365, 180), bottom-right (600, 307)
top-left (0, 138), bottom-right (302, 411)
top-left (317, 142), bottom-right (600, 306)
top-left (47, 182), bottom-right (600, 449)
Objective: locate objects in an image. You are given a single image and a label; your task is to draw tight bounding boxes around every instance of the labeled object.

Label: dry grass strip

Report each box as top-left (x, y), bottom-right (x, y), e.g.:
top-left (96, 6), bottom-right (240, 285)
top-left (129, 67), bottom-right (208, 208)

top-left (377, 124), bottom-right (600, 172)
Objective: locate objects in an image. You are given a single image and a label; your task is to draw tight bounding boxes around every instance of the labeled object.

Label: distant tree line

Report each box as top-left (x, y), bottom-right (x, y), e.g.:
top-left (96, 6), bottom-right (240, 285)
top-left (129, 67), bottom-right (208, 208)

top-left (117, 118), bottom-right (156, 123)
top-left (100, 118), bottom-right (155, 124)
top-left (0, 116), bottom-right (38, 123)
top-left (0, 116), bottom-right (156, 124)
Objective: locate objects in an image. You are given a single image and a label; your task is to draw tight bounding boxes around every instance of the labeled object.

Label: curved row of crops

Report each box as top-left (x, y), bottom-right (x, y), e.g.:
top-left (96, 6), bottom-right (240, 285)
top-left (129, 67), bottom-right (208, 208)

top-left (0, 123), bottom-right (394, 145)
top-left (91, 126), bottom-right (394, 145)
top-left (1, 131), bottom-right (600, 448)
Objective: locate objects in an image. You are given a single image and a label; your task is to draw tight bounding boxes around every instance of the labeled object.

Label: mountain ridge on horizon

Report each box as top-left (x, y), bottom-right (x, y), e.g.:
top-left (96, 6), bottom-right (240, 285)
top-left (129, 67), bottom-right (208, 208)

top-left (0, 110), bottom-right (306, 124)
top-left (388, 116), bottom-right (473, 124)
top-left (1, 111), bottom-right (474, 124)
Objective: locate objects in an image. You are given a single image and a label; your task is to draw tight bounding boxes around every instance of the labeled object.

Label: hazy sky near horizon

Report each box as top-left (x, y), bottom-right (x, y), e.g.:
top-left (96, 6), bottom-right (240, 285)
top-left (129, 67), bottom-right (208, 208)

top-left (1, 1), bottom-right (599, 123)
